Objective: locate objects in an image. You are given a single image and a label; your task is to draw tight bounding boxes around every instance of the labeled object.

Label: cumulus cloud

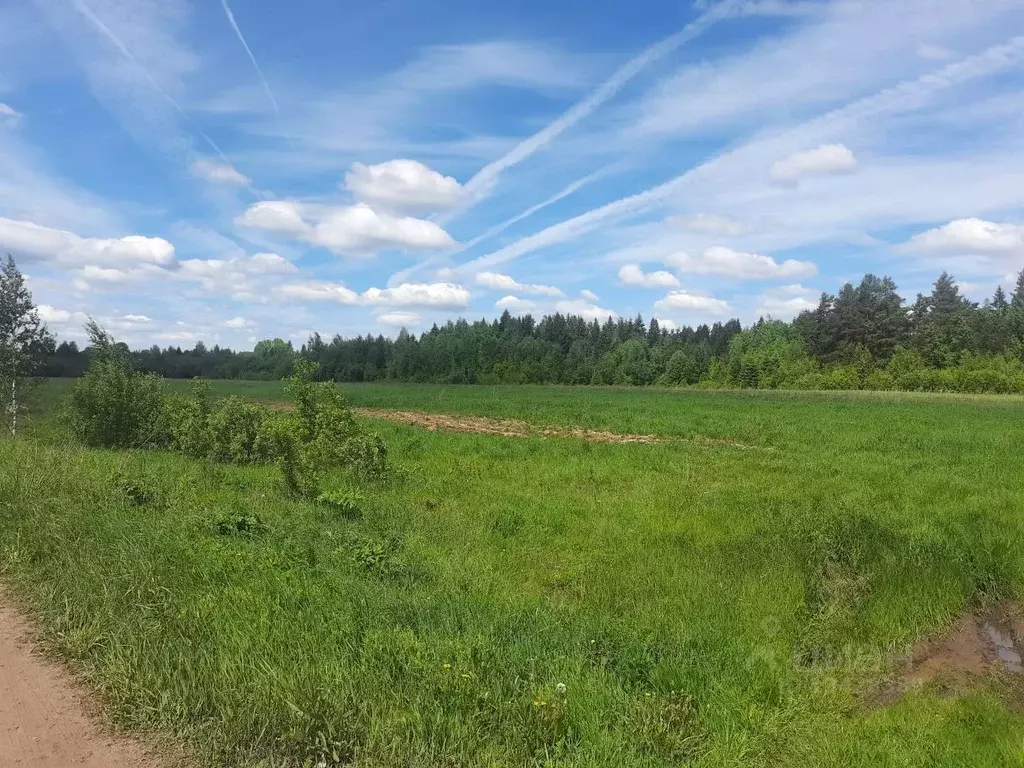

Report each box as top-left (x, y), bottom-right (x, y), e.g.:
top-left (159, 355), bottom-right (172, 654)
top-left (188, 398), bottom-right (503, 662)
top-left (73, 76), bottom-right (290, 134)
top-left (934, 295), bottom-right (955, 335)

top-left (905, 218), bottom-right (1024, 255)
top-left (654, 317), bottom-right (679, 331)
top-left (474, 271), bottom-right (563, 296)
top-left (618, 263), bottom-right (680, 288)
top-left (238, 200), bottom-right (457, 256)
top-left (495, 295), bottom-right (537, 314)
top-left (177, 252), bottom-right (296, 300)
top-left (191, 158), bottom-right (249, 185)
top-left (580, 289), bottom-right (600, 302)
top-left (770, 143), bottom-right (857, 184)
top-left (345, 159), bottom-right (464, 214)
top-left (0, 217), bottom-right (175, 268)
top-left (122, 314), bottom-right (152, 324)
top-left (280, 281), bottom-right (470, 310)
top-left (756, 284), bottom-right (819, 319)
top-left (224, 316), bottom-right (255, 329)
top-left (236, 201), bottom-right (310, 236)
top-left (38, 304), bottom-right (71, 324)
top-left (654, 290), bottom-right (731, 315)
top-left (668, 212), bottom-right (745, 236)
top-left (376, 310), bottom-right (422, 327)
top-left (667, 246), bottom-right (816, 280)
top-left (554, 298), bottom-right (614, 322)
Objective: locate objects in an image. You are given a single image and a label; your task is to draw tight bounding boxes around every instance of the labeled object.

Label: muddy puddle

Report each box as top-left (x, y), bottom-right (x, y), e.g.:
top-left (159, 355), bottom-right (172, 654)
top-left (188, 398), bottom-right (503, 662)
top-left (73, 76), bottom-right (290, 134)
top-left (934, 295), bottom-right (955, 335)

top-left (873, 603), bottom-right (1024, 706)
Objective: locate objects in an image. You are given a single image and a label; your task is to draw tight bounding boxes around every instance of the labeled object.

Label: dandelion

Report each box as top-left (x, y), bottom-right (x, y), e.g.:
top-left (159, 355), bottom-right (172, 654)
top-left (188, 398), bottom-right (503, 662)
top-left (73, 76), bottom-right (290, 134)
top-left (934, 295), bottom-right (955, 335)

top-left (555, 682), bottom-right (567, 696)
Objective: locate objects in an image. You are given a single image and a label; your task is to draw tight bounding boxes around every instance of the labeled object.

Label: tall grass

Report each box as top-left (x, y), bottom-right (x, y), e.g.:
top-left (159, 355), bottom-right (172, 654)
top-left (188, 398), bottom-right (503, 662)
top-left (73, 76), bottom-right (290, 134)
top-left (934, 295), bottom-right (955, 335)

top-left (1, 383), bottom-right (1024, 765)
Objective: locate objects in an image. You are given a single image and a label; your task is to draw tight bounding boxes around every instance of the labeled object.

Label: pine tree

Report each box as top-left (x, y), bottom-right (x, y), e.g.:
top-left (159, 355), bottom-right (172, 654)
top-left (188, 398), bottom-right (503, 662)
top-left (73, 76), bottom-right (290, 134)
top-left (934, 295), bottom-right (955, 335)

top-left (992, 285), bottom-right (1009, 312)
top-left (0, 255), bottom-right (54, 435)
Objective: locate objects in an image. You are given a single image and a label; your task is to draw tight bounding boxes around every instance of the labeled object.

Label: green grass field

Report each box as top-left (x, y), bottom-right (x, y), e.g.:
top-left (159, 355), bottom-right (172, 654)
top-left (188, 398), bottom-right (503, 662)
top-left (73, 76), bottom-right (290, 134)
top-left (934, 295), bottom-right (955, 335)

top-left (3, 380), bottom-right (1024, 766)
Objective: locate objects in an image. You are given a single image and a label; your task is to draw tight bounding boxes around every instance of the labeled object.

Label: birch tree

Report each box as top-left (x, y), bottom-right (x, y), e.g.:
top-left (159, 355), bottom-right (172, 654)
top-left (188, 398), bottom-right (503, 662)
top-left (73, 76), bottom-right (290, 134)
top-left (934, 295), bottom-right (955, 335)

top-left (0, 255), bottom-right (54, 435)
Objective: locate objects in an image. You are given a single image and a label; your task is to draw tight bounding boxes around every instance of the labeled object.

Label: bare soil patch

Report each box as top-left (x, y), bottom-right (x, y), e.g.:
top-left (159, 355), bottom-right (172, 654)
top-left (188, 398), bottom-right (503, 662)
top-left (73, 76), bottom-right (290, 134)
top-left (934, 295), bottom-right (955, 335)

top-left (263, 401), bottom-right (773, 448)
top-left (0, 590), bottom-right (171, 767)
top-left (871, 602), bottom-right (1024, 707)
top-left (352, 407), bottom-right (661, 444)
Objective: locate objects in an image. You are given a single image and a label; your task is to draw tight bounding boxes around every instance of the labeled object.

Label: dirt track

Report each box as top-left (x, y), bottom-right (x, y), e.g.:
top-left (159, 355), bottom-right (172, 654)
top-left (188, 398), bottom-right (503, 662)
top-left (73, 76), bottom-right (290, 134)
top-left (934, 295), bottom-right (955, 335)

top-left (0, 593), bottom-right (165, 768)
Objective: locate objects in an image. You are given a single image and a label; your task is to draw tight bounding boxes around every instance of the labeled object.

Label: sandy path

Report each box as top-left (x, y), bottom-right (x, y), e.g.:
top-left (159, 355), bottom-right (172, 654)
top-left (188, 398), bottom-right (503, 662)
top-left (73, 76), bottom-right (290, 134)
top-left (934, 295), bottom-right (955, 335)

top-left (0, 594), bottom-right (166, 768)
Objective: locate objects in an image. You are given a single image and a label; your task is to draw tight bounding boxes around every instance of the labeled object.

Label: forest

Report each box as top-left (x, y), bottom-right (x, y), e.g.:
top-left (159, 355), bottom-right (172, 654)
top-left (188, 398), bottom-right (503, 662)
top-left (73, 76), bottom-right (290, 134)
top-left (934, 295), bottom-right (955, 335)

top-left (41, 269), bottom-right (1024, 393)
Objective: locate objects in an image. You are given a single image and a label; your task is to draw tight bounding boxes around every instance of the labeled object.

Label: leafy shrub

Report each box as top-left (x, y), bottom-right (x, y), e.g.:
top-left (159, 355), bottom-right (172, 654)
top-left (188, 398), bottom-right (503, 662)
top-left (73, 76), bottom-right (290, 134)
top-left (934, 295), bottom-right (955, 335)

top-left (65, 356), bottom-right (165, 449)
top-left (317, 488), bottom-right (364, 520)
top-left (163, 378), bottom-right (213, 458)
top-left (207, 396), bottom-right (272, 464)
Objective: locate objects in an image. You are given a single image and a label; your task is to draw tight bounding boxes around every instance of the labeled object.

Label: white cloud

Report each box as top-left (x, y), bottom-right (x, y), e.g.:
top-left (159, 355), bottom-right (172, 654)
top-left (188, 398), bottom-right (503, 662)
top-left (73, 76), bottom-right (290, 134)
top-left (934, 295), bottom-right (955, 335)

top-left (239, 200), bottom-right (457, 256)
top-left (280, 281), bottom-right (470, 310)
top-left (474, 271), bottom-right (563, 296)
top-left (667, 247), bottom-right (817, 280)
top-left (345, 159), bottom-right (464, 214)
top-left (224, 316), bottom-right (254, 328)
top-left (0, 217), bottom-right (175, 268)
top-left (554, 298), bottom-right (614, 321)
top-left (463, 39), bottom-right (1024, 273)
top-left (279, 281), bottom-right (359, 303)
top-left (176, 252), bottom-right (296, 299)
top-left (191, 158), bottom-right (249, 185)
top-left (618, 263), bottom-right (680, 288)
top-left (495, 295), bottom-right (537, 314)
top-left (654, 317), bottom-right (679, 332)
top-left (236, 200), bottom-right (309, 236)
top-left (0, 103), bottom-right (19, 124)
top-left (362, 282), bottom-right (470, 309)
top-left (122, 313), bottom-right (152, 324)
top-left (769, 143), bottom-right (858, 184)
top-left (37, 304), bottom-right (71, 324)
top-left (376, 310), bottom-right (421, 327)
top-left (580, 289), bottom-right (600, 302)
top-left (906, 218), bottom-right (1024, 255)
top-left (755, 284), bottom-right (819, 319)
top-left (669, 212), bottom-right (745, 236)
top-left (654, 290), bottom-right (731, 315)
top-left (79, 265), bottom-right (131, 283)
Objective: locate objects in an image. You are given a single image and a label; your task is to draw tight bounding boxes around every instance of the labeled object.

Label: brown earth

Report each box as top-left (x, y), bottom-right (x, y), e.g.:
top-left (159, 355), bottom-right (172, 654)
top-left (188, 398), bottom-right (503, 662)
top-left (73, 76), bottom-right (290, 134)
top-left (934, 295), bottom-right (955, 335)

top-left (0, 592), bottom-right (170, 768)
top-left (265, 401), bottom-right (776, 448)
top-left (352, 407), bottom-right (662, 444)
top-left (872, 603), bottom-right (1024, 706)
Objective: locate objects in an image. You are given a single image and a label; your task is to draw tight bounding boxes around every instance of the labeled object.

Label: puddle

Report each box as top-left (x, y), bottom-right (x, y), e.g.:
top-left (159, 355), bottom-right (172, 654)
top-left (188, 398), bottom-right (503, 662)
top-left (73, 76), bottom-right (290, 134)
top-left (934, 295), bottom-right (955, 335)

top-left (984, 622), bottom-right (1023, 672)
top-left (869, 602), bottom-right (1024, 707)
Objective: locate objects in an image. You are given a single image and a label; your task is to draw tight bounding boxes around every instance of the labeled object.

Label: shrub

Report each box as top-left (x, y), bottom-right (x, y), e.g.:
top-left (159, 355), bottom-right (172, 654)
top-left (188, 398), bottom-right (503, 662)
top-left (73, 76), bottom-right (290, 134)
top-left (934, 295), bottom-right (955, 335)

top-left (163, 378), bottom-right (213, 458)
top-left (65, 358), bottom-right (165, 449)
top-left (207, 396), bottom-right (272, 464)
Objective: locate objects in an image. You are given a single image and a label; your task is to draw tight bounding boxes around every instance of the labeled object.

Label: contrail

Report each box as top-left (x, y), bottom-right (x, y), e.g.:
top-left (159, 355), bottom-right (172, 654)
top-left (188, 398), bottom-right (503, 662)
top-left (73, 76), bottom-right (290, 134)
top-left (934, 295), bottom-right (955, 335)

top-left (219, 0), bottom-right (281, 115)
top-left (458, 35), bottom-right (1024, 273)
top-left (438, 0), bottom-right (749, 226)
top-left (72, 0), bottom-right (191, 120)
top-left (72, 0), bottom-right (259, 195)
top-left (386, 167), bottom-right (610, 287)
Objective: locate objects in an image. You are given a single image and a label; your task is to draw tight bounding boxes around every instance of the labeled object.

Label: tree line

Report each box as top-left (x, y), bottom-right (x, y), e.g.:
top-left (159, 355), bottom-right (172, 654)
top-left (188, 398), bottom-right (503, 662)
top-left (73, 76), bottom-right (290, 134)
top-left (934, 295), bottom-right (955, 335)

top-left (27, 264), bottom-right (1024, 394)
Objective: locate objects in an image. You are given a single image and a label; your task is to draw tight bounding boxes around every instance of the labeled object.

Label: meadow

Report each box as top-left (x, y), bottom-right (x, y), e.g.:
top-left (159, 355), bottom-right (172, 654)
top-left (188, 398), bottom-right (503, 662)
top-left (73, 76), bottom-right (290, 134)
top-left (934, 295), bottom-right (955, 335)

top-left (3, 379), bottom-right (1024, 766)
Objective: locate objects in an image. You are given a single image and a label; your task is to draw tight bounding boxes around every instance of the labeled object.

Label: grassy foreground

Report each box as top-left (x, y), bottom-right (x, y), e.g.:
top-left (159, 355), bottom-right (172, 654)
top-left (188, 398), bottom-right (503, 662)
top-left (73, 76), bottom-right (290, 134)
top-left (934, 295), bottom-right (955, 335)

top-left (3, 382), bottom-right (1024, 765)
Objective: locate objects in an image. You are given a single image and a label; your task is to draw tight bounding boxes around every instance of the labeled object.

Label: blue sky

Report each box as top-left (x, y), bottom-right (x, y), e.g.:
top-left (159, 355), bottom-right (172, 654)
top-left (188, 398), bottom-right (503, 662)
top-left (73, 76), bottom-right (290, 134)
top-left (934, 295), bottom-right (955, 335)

top-left (2, 0), bottom-right (1023, 348)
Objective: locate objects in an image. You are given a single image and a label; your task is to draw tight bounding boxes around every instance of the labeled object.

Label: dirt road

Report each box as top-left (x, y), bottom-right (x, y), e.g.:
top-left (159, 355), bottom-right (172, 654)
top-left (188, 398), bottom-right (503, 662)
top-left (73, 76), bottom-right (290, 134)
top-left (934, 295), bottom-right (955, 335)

top-left (0, 594), bottom-right (165, 768)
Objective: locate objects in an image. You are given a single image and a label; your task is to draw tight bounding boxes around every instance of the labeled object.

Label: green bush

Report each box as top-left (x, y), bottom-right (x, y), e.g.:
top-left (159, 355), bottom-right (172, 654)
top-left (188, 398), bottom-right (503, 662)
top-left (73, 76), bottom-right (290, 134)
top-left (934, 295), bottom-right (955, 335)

top-left (163, 378), bottom-right (213, 458)
top-left (65, 357), bottom-right (165, 449)
top-left (207, 396), bottom-right (272, 464)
